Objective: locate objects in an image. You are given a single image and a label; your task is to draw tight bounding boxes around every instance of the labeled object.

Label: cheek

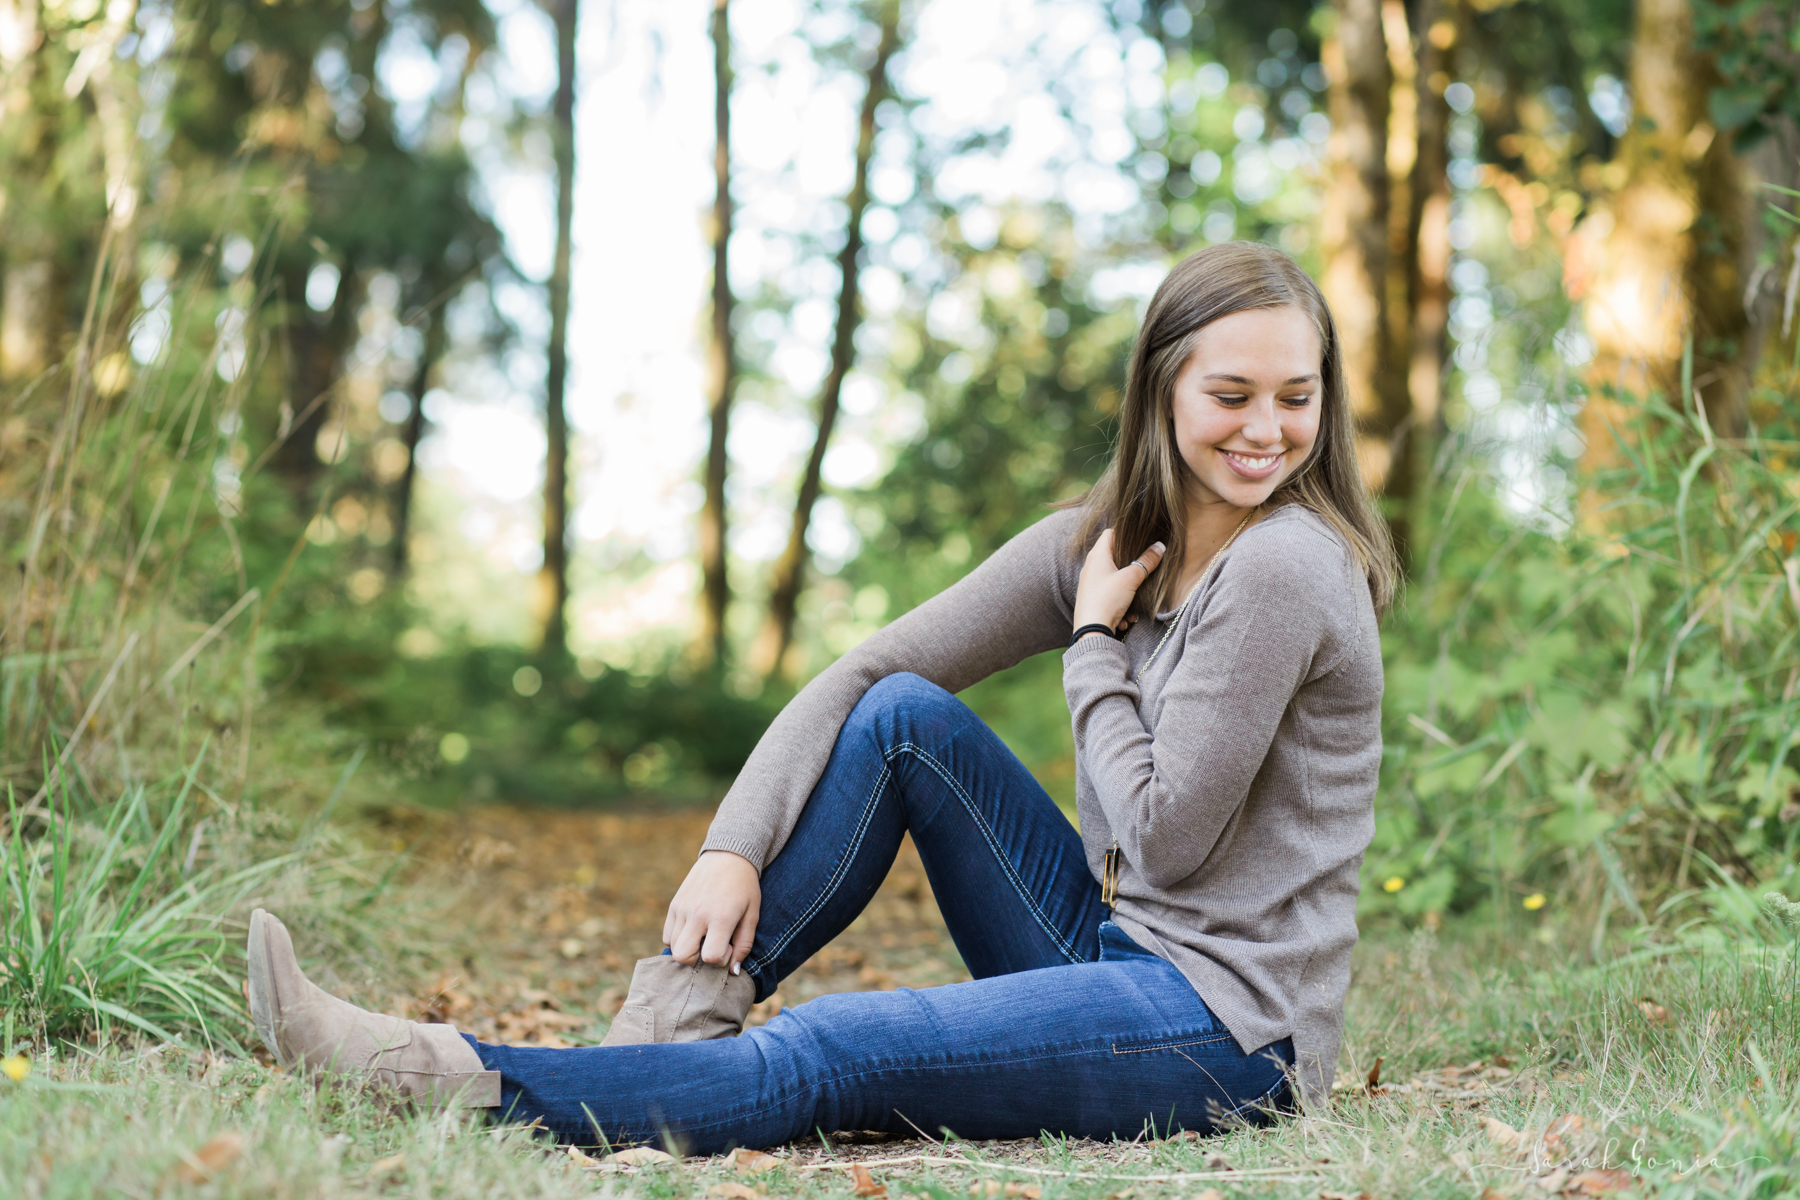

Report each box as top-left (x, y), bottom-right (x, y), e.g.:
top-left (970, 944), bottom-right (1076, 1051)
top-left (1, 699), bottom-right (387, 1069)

top-left (1172, 397), bottom-right (1228, 449)
top-left (1170, 396), bottom-right (1198, 444)
top-left (1287, 409), bottom-right (1322, 453)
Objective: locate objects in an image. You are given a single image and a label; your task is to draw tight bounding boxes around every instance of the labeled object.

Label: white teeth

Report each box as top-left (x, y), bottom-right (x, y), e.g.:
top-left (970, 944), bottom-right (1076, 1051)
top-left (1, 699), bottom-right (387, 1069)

top-left (1227, 452), bottom-right (1279, 469)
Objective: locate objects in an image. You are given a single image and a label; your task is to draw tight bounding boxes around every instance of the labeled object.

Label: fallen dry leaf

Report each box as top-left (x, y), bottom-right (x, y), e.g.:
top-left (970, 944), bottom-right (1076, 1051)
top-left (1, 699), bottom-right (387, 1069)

top-left (1318, 1191), bottom-right (1373, 1200)
top-left (708, 1183), bottom-right (766, 1200)
top-left (1160, 1129), bottom-right (1201, 1144)
top-left (729, 1148), bottom-right (783, 1174)
top-left (370, 1152), bottom-right (407, 1175)
top-left (1195, 1191), bottom-right (1225, 1200)
top-left (1203, 1152), bottom-right (1231, 1171)
top-left (1485, 1117), bottom-right (1523, 1148)
top-left (1635, 999), bottom-right (1670, 1026)
top-left (852, 1164), bottom-right (888, 1197)
top-left (1541, 1113), bottom-right (1589, 1160)
top-left (1365, 1056), bottom-right (1384, 1093)
top-left (1566, 1169), bottom-right (1636, 1195)
top-left (612, 1146), bottom-right (676, 1167)
top-left (173, 1132), bottom-right (244, 1183)
top-left (967, 1183), bottom-right (1038, 1199)
top-left (567, 1145), bottom-right (601, 1166)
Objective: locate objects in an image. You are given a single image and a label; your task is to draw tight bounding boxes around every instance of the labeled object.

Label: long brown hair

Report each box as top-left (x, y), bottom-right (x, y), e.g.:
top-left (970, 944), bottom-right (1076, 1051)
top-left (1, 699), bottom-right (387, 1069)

top-left (1063, 242), bottom-right (1397, 613)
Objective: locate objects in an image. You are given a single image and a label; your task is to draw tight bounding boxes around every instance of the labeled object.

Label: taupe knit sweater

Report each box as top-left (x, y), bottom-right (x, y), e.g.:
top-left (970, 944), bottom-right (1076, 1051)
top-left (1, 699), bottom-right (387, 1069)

top-left (701, 503), bottom-right (1382, 1106)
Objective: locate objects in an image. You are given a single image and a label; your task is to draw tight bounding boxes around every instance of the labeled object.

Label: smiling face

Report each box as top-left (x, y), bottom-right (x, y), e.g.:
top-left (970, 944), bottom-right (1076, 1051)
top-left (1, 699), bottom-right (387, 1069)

top-left (1169, 305), bottom-right (1324, 514)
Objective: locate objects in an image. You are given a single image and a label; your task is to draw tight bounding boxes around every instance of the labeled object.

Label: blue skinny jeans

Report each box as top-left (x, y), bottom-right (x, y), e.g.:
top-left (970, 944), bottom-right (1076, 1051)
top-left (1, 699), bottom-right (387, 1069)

top-left (467, 673), bottom-right (1293, 1150)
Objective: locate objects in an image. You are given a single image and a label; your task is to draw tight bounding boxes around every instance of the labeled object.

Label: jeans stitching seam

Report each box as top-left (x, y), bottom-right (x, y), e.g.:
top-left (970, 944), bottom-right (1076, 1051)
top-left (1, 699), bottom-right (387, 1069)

top-left (888, 740), bottom-right (1083, 964)
top-left (745, 759), bottom-right (892, 977)
top-left (1108, 1034), bottom-right (1237, 1055)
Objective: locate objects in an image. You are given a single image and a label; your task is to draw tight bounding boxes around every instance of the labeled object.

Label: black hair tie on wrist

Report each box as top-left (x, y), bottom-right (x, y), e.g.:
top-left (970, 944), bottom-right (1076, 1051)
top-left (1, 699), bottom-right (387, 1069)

top-left (1069, 623), bottom-right (1122, 648)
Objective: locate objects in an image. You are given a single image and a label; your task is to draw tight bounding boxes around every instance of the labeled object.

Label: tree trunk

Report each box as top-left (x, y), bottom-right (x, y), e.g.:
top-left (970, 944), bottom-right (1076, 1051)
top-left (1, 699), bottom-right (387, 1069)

top-left (696, 0), bottom-right (735, 668)
top-left (539, 0), bottom-right (577, 657)
top-left (1738, 120), bottom-right (1800, 387)
top-left (0, 3), bottom-right (60, 386)
top-left (391, 304), bottom-right (444, 572)
top-left (1400, 0), bottom-right (1455, 545)
top-left (274, 272), bottom-right (357, 487)
top-left (751, 2), bottom-right (900, 679)
top-left (1379, 0), bottom-right (1417, 519)
top-left (0, 258), bottom-right (58, 382)
top-left (1571, 0), bottom-right (1749, 480)
top-left (1320, 0), bottom-right (1407, 497)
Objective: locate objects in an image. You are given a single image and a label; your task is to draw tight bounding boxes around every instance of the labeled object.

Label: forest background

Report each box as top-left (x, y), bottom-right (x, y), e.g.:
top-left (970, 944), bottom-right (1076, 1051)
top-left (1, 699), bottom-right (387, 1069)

top-left (5, 0), bottom-right (1800, 1192)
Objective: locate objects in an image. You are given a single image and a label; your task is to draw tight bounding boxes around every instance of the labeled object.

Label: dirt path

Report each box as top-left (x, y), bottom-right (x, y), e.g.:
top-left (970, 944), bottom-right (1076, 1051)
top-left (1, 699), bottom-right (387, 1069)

top-left (407, 805), bottom-right (971, 1046)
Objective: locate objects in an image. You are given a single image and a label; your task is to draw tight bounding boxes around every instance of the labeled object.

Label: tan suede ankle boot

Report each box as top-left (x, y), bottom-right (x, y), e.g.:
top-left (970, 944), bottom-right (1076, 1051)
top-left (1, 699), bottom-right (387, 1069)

top-left (600, 955), bottom-right (756, 1046)
top-left (246, 909), bottom-right (499, 1109)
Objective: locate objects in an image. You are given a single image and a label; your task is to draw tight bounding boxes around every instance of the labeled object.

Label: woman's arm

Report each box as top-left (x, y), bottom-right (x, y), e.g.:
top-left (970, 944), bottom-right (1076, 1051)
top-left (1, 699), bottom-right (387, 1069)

top-left (665, 508), bottom-right (1084, 968)
top-left (1063, 517), bottom-right (1354, 888)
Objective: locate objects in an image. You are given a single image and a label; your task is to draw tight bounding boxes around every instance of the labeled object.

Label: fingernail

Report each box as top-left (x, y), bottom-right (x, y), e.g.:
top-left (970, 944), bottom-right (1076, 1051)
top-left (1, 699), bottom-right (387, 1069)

top-left (731, 961), bottom-right (740, 975)
top-left (1151, 541), bottom-right (1165, 554)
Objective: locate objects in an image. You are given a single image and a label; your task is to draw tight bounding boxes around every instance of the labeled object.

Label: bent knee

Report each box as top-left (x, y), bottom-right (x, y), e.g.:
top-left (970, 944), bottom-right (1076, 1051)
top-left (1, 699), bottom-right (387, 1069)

top-left (847, 673), bottom-right (968, 740)
top-left (860, 672), bottom-right (957, 708)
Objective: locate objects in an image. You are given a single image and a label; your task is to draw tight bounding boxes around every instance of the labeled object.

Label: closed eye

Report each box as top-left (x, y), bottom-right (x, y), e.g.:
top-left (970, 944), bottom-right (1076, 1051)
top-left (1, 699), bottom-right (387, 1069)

top-left (1210, 393), bottom-right (1248, 405)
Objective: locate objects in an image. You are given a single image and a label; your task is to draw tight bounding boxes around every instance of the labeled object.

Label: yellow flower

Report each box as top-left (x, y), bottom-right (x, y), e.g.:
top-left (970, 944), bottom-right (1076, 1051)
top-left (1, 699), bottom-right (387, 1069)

top-left (1383, 876), bottom-right (1405, 893)
top-left (1, 1055), bottom-right (29, 1083)
top-left (1523, 893), bottom-right (1547, 911)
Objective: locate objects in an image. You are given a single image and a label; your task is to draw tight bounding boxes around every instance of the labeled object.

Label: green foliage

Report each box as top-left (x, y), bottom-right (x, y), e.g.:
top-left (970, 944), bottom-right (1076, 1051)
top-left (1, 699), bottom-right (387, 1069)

top-left (0, 751), bottom-right (283, 1049)
top-left (837, 206), bottom-right (1132, 624)
top-left (1696, 0), bottom-right (1800, 151)
top-left (0, 5), bottom-right (515, 1051)
top-left (296, 622), bottom-right (789, 806)
top-left (1365, 390), bottom-right (1800, 927)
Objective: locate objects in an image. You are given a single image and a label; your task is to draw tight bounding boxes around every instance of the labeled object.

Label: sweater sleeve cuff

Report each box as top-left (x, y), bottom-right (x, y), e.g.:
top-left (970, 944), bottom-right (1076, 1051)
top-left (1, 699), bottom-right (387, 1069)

top-left (1062, 632), bottom-right (1131, 666)
top-left (698, 833), bottom-right (769, 874)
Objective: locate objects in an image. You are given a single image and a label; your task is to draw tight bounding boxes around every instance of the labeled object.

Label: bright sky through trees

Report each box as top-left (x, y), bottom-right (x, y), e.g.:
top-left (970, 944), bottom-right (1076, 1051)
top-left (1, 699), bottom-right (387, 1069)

top-left (415, 0), bottom-right (1175, 651)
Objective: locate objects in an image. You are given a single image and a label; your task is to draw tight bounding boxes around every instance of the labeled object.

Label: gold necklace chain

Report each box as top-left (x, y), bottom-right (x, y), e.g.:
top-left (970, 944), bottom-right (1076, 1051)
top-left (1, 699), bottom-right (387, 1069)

top-left (1133, 508), bottom-right (1255, 683)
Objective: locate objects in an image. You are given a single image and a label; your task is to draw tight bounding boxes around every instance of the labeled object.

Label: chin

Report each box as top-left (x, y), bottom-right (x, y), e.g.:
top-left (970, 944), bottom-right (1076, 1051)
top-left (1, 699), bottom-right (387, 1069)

top-left (1210, 476), bottom-right (1284, 509)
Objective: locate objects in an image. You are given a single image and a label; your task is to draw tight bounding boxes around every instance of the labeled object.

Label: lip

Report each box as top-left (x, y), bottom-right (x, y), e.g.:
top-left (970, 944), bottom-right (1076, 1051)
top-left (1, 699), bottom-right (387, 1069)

top-left (1219, 448), bottom-right (1285, 480)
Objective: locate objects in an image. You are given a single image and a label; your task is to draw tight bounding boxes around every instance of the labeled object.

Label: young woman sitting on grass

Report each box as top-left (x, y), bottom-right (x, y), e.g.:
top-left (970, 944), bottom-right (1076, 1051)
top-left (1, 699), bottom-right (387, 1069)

top-left (246, 240), bottom-right (1396, 1151)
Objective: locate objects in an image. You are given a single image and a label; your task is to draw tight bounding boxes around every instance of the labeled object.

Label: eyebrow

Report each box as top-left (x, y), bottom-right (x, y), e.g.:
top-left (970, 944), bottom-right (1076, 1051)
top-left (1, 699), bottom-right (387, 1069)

top-left (1202, 373), bottom-right (1320, 386)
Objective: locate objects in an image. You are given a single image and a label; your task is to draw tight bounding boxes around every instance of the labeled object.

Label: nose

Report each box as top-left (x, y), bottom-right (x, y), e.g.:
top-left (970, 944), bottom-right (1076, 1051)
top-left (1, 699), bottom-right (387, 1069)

top-left (1241, 396), bottom-right (1282, 447)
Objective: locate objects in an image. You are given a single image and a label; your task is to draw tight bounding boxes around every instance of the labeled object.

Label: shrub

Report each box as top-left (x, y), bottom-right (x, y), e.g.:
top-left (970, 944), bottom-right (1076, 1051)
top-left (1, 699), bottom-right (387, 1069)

top-left (1368, 389), bottom-right (1800, 929)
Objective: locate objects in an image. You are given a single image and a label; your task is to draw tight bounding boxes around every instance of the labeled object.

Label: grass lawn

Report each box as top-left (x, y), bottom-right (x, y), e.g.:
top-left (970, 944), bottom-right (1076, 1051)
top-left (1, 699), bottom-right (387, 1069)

top-left (3, 806), bottom-right (1797, 1199)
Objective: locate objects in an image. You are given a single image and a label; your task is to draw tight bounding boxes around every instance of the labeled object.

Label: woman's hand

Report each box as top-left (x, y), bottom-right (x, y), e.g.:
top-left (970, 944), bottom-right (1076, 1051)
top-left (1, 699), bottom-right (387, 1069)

top-left (1073, 529), bottom-right (1165, 636)
top-left (664, 850), bottom-right (761, 972)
